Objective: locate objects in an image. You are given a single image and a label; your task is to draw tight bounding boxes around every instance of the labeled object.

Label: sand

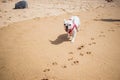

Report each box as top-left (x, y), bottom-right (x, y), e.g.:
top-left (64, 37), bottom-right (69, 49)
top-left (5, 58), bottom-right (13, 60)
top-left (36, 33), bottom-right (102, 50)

top-left (0, 0), bottom-right (120, 80)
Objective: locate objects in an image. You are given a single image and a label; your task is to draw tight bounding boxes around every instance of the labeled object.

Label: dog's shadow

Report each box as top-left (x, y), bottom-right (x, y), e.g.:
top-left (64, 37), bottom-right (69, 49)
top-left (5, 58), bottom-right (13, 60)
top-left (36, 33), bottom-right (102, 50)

top-left (49, 33), bottom-right (70, 45)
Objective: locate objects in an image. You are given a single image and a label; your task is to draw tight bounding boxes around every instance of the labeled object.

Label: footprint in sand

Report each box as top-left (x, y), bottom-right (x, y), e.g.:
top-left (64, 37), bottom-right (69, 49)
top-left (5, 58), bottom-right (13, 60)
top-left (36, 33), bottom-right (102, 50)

top-left (0, 16), bottom-right (2, 18)
top-left (100, 31), bottom-right (104, 34)
top-left (98, 31), bottom-right (106, 37)
top-left (33, 17), bottom-right (40, 20)
top-left (108, 29), bottom-right (115, 32)
top-left (108, 27), bottom-right (116, 32)
top-left (88, 43), bottom-right (92, 46)
top-left (88, 38), bottom-right (96, 46)
top-left (86, 51), bottom-right (92, 55)
top-left (98, 34), bottom-right (106, 37)
top-left (91, 37), bottom-right (95, 40)
top-left (52, 62), bottom-right (58, 66)
top-left (73, 61), bottom-right (79, 64)
top-left (92, 42), bottom-right (96, 44)
top-left (117, 26), bottom-right (120, 28)
top-left (115, 23), bottom-right (120, 28)
top-left (41, 78), bottom-right (49, 80)
top-left (71, 60), bottom-right (79, 65)
top-left (115, 23), bottom-right (120, 25)
top-left (0, 66), bottom-right (5, 71)
top-left (7, 17), bottom-right (12, 21)
top-left (4, 11), bottom-right (7, 13)
top-left (68, 52), bottom-right (74, 54)
top-left (68, 57), bottom-right (73, 61)
top-left (62, 65), bottom-right (67, 68)
top-left (23, 15), bottom-right (27, 18)
top-left (80, 53), bottom-right (84, 56)
top-left (43, 69), bottom-right (50, 72)
top-left (88, 37), bottom-right (96, 45)
top-left (77, 45), bottom-right (84, 50)
top-left (18, 15), bottom-right (21, 17)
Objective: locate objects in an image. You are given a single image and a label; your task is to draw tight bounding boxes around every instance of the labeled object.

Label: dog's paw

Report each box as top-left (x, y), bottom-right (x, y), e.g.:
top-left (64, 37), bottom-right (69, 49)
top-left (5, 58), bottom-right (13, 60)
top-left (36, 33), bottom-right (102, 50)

top-left (71, 40), bottom-right (74, 43)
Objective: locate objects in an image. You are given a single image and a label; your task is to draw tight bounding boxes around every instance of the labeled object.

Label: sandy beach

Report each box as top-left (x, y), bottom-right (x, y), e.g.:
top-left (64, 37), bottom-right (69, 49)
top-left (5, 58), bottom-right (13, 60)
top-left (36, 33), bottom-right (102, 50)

top-left (0, 0), bottom-right (120, 80)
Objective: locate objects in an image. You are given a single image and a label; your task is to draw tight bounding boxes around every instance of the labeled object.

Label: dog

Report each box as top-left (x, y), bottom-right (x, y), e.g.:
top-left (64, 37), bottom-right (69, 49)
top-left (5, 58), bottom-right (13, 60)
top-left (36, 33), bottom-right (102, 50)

top-left (64, 16), bottom-right (80, 43)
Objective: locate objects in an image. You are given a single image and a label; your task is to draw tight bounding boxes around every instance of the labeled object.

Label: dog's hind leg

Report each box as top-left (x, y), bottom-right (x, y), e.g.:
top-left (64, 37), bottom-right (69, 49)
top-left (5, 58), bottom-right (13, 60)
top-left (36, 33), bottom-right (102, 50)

top-left (67, 33), bottom-right (70, 38)
top-left (71, 31), bottom-right (76, 43)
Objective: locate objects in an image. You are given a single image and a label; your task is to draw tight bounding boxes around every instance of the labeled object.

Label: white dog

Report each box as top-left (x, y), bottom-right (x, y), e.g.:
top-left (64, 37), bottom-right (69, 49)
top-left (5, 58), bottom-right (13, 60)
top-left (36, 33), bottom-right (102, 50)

top-left (64, 16), bottom-right (80, 43)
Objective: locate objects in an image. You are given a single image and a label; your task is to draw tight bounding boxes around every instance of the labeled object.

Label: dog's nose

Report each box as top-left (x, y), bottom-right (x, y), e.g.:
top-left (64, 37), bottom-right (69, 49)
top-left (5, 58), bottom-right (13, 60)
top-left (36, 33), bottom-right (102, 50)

top-left (65, 26), bottom-right (68, 31)
top-left (65, 26), bottom-right (68, 29)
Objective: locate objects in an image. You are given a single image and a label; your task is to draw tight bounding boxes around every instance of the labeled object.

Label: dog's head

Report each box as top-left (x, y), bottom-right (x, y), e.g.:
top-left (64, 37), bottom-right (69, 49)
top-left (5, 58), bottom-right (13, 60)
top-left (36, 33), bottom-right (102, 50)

top-left (64, 19), bottom-right (73, 32)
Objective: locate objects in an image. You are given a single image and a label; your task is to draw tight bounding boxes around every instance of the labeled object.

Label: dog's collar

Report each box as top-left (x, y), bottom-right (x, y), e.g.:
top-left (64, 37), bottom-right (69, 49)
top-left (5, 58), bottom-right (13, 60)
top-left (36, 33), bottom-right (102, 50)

top-left (68, 23), bottom-right (77, 34)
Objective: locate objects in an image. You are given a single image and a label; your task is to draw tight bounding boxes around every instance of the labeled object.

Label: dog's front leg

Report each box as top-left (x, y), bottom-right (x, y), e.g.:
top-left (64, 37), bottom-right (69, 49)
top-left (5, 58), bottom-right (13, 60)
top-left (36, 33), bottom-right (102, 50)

top-left (67, 33), bottom-right (72, 41)
top-left (67, 33), bottom-right (70, 38)
top-left (77, 26), bottom-right (80, 32)
top-left (71, 31), bottom-right (76, 43)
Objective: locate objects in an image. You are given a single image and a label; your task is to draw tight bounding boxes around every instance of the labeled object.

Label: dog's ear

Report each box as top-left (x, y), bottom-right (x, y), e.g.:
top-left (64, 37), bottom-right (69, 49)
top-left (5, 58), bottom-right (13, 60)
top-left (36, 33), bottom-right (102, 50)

top-left (64, 19), bottom-right (66, 22)
top-left (72, 19), bottom-right (74, 23)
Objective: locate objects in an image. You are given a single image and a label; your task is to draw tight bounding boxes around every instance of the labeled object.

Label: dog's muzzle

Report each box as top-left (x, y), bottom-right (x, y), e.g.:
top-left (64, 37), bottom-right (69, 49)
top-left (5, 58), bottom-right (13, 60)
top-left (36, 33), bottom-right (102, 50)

top-left (65, 26), bottom-right (68, 32)
top-left (64, 24), bottom-right (71, 32)
top-left (64, 24), bottom-right (68, 32)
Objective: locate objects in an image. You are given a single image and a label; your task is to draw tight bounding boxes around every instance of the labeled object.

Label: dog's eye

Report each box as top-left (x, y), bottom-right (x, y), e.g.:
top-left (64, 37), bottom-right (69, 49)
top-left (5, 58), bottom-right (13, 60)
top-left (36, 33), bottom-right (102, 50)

top-left (64, 24), bottom-right (66, 26)
top-left (68, 24), bottom-right (71, 26)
